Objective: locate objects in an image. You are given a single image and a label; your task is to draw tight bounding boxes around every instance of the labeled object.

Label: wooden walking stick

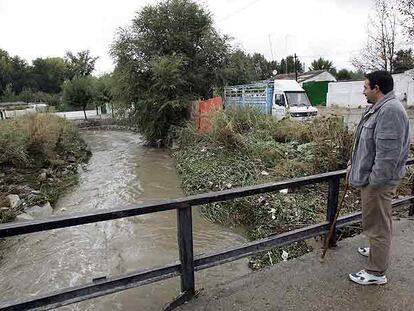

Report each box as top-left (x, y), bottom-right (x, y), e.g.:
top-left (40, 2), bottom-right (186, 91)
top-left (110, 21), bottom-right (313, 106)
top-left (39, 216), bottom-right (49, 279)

top-left (321, 182), bottom-right (349, 260)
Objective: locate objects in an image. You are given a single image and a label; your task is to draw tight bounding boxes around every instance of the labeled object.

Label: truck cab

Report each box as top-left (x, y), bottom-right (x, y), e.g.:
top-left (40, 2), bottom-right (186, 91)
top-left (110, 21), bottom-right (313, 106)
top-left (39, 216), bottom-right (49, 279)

top-left (272, 80), bottom-right (318, 120)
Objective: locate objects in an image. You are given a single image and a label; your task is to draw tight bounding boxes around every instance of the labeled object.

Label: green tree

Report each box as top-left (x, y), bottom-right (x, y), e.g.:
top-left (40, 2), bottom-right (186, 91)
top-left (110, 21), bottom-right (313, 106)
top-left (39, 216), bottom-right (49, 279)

top-left (62, 76), bottom-right (94, 120)
top-left (276, 55), bottom-right (303, 74)
top-left (29, 57), bottom-right (69, 93)
top-left (133, 55), bottom-right (191, 142)
top-left (251, 53), bottom-right (274, 79)
top-left (336, 69), bottom-right (353, 80)
top-left (221, 51), bottom-right (275, 85)
top-left (93, 74), bottom-right (113, 114)
top-left (65, 50), bottom-right (98, 78)
top-left (17, 87), bottom-right (35, 102)
top-left (111, 0), bottom-right (229, 144)
top-left (309, 57), bottom-right (336, 73)
top-left (16, 88), bottom-right (61, 106)
top-left (1, 84), bottom-right (16, 102)
top-left (392, 49), bottom-right (414, 73)
top-left (221, 50), bottom-right (257, 85)
top-left (0, 49), bottom-right (29, 97)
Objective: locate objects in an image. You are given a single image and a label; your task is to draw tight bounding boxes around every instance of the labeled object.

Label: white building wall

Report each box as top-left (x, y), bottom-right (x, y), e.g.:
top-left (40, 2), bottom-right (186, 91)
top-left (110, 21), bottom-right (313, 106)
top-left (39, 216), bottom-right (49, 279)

top-left (327, 81), bottom-right (367, 108)
top-left (5, 108), bottom-right (37, 118)
top-left (408, 81), bottom-right (414, 107)
top-left (327, 71), bottom-right (414, 108)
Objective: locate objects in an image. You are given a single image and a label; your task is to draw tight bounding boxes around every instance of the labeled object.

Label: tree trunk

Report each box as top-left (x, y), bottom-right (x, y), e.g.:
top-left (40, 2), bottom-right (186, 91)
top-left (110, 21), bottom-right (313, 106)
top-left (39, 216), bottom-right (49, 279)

top-left (83, 105), bottom-right (88, 120)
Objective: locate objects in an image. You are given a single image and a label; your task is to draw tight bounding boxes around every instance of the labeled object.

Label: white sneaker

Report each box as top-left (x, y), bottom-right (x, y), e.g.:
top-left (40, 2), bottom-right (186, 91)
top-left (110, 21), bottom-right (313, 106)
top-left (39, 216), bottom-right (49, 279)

top-left (349, 269), bottom-right (387, 285)
top-left (358, 247), bottom-right (370, 257)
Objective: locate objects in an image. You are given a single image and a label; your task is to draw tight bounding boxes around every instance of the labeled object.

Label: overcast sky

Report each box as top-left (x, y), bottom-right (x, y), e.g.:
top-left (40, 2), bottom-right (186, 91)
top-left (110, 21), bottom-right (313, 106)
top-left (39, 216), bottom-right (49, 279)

top-left (0, 0), bottom-right (374, 74)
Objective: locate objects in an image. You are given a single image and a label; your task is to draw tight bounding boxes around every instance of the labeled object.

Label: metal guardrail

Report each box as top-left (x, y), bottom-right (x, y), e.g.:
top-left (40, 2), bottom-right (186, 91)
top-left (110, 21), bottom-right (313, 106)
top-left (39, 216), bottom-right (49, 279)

top-left (1, 159), bottom-right (414, 310)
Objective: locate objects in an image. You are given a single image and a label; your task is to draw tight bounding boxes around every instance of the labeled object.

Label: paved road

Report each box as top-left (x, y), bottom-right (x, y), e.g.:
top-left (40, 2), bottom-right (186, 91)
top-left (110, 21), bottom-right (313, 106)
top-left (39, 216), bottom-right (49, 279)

top-left (53, 110), bottom-right (105, 120)
top-left (179, 218), bottom-right (414, 311)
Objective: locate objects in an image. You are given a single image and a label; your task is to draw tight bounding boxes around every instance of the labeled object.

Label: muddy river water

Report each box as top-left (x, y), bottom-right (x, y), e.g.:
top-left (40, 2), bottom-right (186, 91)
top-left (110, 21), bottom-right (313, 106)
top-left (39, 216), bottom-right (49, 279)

top-left (0, 130), bottom-right (250, 310)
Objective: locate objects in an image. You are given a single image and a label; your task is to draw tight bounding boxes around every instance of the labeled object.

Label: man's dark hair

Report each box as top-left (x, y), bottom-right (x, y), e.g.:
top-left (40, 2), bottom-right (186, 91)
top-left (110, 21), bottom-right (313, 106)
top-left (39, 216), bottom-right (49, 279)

top-left (365, 71), bottom-right (394, 94)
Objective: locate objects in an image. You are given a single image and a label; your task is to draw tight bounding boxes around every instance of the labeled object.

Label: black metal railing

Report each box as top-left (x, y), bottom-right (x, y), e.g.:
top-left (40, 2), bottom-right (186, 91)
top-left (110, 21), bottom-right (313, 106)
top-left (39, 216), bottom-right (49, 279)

top-left (1, 160), bottom-right (414, 310)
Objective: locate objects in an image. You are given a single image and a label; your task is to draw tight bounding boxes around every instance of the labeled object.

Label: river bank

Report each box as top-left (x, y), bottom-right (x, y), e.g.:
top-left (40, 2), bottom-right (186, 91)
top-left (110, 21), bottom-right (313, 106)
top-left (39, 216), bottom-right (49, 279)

top-left (0, 130), bottom-right (251, 311)
top-left (172, 107), bottom-right (414, 268)
top-left (0, 114), bottom-right (91, 222)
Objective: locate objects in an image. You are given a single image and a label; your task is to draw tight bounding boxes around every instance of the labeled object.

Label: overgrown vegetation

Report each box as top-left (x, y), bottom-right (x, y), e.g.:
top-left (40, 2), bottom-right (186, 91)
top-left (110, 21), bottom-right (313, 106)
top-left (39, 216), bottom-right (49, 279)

top-left (0, 114), bottom-right (91, 222)
top-left (109, 0), bottom-right (372, 145)
top-left (173, 108), bottom-right (413, 268)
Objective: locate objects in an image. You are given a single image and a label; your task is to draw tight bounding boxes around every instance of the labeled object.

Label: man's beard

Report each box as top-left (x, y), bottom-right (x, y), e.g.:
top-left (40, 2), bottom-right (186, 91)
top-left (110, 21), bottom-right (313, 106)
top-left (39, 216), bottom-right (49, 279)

top-left (366, 97), bottom-right (374, 104)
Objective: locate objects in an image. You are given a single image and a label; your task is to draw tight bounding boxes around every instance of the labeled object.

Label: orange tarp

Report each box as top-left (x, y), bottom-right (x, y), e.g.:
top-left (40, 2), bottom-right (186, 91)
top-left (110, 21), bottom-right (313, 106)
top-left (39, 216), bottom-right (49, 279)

top-left (191, 97), bottom-right (223, 133)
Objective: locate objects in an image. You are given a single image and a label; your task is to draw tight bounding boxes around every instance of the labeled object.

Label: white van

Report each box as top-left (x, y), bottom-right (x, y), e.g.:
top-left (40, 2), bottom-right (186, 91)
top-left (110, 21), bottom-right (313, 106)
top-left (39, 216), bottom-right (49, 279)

top-left (272, 80), bottom-right (318, 120)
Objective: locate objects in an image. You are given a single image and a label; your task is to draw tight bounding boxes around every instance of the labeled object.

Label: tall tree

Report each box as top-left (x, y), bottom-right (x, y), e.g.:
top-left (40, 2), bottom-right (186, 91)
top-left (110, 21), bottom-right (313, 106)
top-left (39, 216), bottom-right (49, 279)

top-left (62, 76), bottom-right (94, 120)
top-left (309, 57), bottom-right (336, 72)
top-left (221, 51), bottom-right (276, 85)
top-left (93, 74), bottom-right (113, 114)
top-left (29, 57), bottom-right (69, 93)
top-left (65, 50), bottom-right (98, 78)
top-left (111, 0), bottom-right (229, 144)
top-left (336, 69), bottom-right (353, 80)
top-left (392, 48), bottom-right (414, 73)
top-left (352, 0), bottom-right (399, 72)
top-left (0, 49), bottom-right (29, 97)
top-left (221, 50), bottom-right (257, 85)
top-left (276, 55), bottom-right (303, 74)
top-left (335, 69), bottom-right (364, 81)
top-left (251, 53), bottom-right (274, 79)
top-left (399, 0), bottom-right (414, 41)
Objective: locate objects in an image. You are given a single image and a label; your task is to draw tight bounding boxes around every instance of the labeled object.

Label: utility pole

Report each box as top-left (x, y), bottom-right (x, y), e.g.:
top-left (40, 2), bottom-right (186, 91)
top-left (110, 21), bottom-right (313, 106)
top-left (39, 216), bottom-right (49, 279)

top-left (294, 53), bottom-right (298, 81)
top-left (268, 34), bottom-right (274, 61)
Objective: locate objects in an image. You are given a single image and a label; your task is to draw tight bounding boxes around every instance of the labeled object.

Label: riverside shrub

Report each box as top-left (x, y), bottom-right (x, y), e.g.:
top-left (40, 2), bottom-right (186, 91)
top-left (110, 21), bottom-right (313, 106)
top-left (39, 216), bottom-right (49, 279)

top-left (0, 113), bottom-right (90, 223)
top-left (0, 114), bottom-right (87, 167)
top-left (173, 107), bottom-right (355, 266)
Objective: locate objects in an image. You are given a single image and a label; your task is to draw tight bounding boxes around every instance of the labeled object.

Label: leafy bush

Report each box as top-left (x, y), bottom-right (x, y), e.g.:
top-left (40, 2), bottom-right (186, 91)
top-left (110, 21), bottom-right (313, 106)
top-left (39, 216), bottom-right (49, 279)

top-left (174, 108), bottom-right (354, 267)
top-left (131, 98), bottom-right (189, 145)
top-left (62, 76), bottom-right (95, 119)
top-left (17, 88), bottom-right (62, 107)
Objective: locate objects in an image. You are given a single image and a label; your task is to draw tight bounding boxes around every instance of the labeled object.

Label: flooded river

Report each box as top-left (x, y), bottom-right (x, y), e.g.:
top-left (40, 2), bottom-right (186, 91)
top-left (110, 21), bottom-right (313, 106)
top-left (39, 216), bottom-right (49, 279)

top-left (0, 131), bottom-right (251, 310)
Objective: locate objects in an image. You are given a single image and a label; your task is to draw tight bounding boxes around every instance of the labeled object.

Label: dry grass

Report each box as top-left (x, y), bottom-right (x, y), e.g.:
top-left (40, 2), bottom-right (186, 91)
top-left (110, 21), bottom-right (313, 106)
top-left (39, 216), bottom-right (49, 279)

top-left (0, 113), bottom-right (91, 223)
top-left (174, 107), bottom-right (354, 267)
top-left (0, 114), bottom-right (83, 167)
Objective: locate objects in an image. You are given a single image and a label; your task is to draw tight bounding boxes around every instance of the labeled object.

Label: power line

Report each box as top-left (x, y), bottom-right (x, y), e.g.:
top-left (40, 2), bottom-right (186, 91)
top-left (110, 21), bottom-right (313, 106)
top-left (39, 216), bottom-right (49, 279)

top-left (297, 50), bottom-right (360, 59)
top-left (219, 0), bottom-right (265, 22)
top-left (268, 34), bottom-right (274, 61)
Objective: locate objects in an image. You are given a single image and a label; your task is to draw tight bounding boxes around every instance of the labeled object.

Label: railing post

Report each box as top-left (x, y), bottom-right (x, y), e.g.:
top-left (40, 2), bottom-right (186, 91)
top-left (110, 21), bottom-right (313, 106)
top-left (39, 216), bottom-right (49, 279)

top-left (410, 177), bottom-right (414, 217)
top-left (326, 176), bottom-right (340, 247)
top-left (176, 203), bottom-right (195, 297)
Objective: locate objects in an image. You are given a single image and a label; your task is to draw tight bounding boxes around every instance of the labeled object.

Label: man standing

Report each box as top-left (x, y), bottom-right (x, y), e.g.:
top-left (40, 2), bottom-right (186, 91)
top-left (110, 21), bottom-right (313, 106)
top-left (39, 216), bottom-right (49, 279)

top-left (347, 71), bottom-right (410, 285)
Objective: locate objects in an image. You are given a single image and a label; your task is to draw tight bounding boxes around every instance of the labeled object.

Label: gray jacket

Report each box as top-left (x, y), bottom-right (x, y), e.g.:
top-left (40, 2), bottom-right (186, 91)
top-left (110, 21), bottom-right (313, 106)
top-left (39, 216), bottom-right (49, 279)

top-left (348, 91), bottom-right (410, 187)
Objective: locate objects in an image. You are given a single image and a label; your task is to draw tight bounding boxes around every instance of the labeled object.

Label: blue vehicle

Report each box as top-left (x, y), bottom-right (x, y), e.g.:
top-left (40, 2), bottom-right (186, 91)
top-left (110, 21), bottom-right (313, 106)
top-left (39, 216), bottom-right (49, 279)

top-left (223, 80), bottom-right (318, 120)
